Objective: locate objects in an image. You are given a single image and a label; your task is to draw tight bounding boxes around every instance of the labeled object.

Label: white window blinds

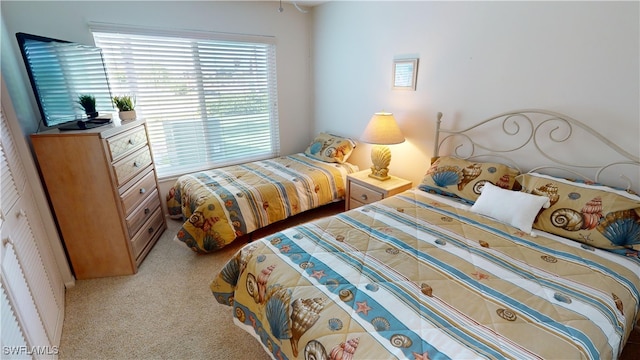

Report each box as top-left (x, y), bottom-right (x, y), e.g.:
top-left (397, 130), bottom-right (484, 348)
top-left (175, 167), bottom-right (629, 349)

top-left (91, 24), bottom-right (280, 178)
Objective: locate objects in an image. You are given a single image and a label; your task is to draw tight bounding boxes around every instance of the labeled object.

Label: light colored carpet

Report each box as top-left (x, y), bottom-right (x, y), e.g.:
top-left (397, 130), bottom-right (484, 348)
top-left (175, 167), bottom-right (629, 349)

top-left (58, 218), bottom-right (270, 360)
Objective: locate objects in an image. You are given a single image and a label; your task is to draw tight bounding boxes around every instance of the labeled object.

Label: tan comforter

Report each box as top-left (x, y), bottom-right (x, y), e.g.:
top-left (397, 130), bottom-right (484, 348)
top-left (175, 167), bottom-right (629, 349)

top-left (167, 153), bottom-right (358, 252)
top-left (212, 189), bottom-right (640, 359)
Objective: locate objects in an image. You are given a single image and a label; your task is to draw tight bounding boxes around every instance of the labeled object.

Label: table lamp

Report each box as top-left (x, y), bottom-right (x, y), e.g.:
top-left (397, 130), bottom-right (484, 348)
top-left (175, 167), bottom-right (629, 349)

top-left (360, 112), bottom-right (405, 180)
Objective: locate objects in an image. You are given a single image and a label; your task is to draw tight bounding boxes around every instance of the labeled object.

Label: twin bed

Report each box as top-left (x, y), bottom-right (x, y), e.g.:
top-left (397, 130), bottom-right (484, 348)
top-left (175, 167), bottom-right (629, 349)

top-left (173, 110), bottom-right (640, 359)
top-left (167, 133), bottom-right (359, 252)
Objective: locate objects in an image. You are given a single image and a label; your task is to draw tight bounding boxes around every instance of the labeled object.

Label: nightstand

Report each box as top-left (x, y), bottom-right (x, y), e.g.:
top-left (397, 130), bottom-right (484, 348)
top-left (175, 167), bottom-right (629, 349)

top-left (346, 170), bottom-right (412, 210)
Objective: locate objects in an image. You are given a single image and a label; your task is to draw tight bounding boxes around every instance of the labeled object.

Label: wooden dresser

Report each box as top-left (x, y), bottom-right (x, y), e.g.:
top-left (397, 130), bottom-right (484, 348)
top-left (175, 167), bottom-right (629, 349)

top-left (31, 119), bottom-right (166, 279)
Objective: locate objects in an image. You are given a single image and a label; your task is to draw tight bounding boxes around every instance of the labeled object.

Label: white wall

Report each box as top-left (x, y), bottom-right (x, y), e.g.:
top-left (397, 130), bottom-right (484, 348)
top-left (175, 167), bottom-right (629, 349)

top-left (2, 0), bottom-right (639, 189)
top-left (312, 1), bottom-right (640, 187)
top-left (1, 0), bottom-right (314, 158)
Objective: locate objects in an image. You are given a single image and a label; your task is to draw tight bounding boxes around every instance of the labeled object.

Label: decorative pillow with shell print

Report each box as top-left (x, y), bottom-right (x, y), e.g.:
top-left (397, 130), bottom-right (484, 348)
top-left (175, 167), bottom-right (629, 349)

top-left (516, 172), bottom-right (640, 254)
top-left (418, 156), bottom-right (520, 204)
top-left (304, 133), bottom-right (356, 164)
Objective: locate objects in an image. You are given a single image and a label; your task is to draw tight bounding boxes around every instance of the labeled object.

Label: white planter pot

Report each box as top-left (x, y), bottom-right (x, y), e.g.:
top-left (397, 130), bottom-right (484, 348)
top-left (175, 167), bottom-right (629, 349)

top-left (118, 110), bottom-right (137, 121)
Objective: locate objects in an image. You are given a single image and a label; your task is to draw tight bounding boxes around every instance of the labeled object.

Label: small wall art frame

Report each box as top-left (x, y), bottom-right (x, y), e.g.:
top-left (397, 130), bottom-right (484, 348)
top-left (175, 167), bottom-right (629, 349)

top-left (392, 58), bottom-right (419, 90)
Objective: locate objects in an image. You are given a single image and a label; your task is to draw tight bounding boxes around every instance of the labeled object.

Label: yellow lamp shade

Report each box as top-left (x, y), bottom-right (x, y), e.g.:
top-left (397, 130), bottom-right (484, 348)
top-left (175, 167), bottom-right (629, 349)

top-left (360, 112), bottom-right (405, 180)
top-left (360, 112), bottom-right (405, 145)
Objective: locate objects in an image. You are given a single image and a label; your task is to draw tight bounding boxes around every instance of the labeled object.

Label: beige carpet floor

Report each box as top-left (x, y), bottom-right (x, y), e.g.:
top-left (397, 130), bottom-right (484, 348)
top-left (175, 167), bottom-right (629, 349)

top-left (58, 218), bottom-right (271, 360)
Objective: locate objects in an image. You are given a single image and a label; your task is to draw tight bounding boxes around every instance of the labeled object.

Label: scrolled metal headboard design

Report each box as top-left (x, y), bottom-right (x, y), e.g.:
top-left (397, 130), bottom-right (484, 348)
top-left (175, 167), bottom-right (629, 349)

top-left (433, 109), bottom-right (640, 193)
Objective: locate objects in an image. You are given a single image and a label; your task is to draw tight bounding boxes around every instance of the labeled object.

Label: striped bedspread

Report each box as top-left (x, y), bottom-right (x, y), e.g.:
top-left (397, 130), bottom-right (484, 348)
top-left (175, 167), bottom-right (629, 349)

top-left (167, 153), bottom-right (358, 253)
top-left (211, 189), bottom-right (640, 359)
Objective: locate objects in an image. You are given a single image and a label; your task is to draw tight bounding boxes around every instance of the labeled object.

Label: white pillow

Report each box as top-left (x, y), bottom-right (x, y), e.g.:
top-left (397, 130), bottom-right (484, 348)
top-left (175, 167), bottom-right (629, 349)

top-left (470, 182), bottom-right (550, 234)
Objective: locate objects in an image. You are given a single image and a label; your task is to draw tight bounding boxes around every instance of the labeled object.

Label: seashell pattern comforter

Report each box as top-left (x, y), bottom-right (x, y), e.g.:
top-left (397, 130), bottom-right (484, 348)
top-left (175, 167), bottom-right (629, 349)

top-left (211, 189), bottom-right (640, 359)
top-left (167, 154), bottom-right (358, 253)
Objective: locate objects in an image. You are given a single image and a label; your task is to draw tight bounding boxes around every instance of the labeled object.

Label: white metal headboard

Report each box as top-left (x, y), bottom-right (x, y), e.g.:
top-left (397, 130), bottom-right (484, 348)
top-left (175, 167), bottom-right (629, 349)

top-left (433, 109), bottom-right (640, 194)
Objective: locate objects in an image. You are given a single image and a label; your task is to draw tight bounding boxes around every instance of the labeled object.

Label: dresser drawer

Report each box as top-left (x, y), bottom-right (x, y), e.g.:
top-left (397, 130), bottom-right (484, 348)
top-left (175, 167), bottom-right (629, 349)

top-left (113, 146), bottom-right (153, 187)
top-left (348, 198), bottom-right (367, 209)
top-left (350, 182), bottom-right (383, 205)
top-left (130, 208), bottom-right (164, 259)
top-left (120, 170), bottom-right (158, 216)
top-left (125, 188), bottom-right (160, 237)
top-left (106, 126), bottom-right (147, 162)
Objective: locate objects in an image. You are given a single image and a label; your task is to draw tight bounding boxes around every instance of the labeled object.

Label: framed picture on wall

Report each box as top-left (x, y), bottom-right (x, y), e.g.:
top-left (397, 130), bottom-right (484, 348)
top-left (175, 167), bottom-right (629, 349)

top-left (392, 58), bottom-right (418, 91)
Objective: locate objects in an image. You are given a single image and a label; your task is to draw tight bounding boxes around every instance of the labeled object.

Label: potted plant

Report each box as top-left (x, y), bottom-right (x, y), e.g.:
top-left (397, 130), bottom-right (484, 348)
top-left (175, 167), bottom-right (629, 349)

top-left (77, 94), bottom-right (98, 118)
top-left (112, 95), bottom-right (136, 121)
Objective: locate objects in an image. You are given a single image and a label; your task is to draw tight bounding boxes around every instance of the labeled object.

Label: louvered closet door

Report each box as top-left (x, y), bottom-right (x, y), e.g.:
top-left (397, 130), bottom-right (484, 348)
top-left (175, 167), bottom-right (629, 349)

top-left (1, 106), bottom-right (64, 355)
top-left (1, 284), bottom-right (29, 360)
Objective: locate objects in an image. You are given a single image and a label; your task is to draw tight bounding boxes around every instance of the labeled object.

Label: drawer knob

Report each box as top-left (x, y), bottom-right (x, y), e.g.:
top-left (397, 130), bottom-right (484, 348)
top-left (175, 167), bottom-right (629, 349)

top-left (139, 188), bottom-right (146, 194)
top-left (144, 208), bottom-right (150, 215)
top-left (360, 194), bottom-right (368, 201)
top-left (128, 139), bottom-right (135, 145)
top-left (148, 227), bottom-right (154, 234)
top-left (133, 161), bottom-right (140, 168)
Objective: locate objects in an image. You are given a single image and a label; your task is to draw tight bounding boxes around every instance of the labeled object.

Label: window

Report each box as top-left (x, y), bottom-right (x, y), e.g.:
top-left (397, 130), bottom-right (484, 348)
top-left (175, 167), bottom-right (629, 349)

top-left (91, 24), bottom-right (280, 178)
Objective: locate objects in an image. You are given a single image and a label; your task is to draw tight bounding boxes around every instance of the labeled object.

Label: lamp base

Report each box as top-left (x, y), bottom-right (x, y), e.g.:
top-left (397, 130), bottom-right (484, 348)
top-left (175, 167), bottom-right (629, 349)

top-left (369, 144), bottom-right (392, 181)
top-left (368, 171), bottom-right (390, 181)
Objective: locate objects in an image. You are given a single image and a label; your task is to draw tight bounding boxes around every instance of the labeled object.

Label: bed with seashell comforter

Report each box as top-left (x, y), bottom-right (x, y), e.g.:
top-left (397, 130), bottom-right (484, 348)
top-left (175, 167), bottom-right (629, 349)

top-left (167, 149), bottom-right (359, 253)
top-left (211, 110), bottom-right (640, 359)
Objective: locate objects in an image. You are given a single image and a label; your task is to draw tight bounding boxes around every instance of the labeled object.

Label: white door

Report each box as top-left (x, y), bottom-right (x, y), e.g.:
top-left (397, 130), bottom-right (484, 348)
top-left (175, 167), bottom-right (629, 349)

top-left (1, 78), bottom-right (71, 358)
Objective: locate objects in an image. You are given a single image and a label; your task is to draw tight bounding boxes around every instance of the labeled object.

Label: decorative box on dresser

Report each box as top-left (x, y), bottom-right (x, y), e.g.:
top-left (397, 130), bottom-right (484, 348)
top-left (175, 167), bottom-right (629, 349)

top-left (30, 119), bottom-right (166, 279)
top-left (346, 170), bottom-right (412, 210)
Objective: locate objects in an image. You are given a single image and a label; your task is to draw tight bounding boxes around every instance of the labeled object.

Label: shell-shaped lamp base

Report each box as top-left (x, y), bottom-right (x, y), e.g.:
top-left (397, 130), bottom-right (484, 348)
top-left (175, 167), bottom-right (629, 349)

top-left (369, 145), bottom-right (392, 181)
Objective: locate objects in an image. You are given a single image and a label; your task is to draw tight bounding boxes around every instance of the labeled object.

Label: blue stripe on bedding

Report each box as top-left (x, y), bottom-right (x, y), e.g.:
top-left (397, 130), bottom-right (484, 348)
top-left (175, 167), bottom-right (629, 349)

top-left (193, 172), bottom-right (249, 235)
top-left (332, 209), bottom-right (601, 359)
top-left (374, 201), bottom-right (626, 337)
top-left (273, 226), bottom-right (524, 359)
top-left (262, 159), bottom-right (319, 209)
top-left (213, 168), bottom-right (268, 227)
top-left (239, 163), bottom-right (294, 218)
top-left (288, 155), bottom-right (341, 198)
top-left (268, 229), bottom-right (457, 360)
top-left (398, 194), bottom-right (640, 307)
